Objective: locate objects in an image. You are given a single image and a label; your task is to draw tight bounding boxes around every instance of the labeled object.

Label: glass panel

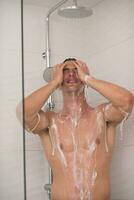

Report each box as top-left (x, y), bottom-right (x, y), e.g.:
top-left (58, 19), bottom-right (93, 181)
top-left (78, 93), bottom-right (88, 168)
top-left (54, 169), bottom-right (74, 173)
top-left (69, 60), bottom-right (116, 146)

top-left (0, 0), bottom-right (24, 200)
top-left (23, 1), bottom-right (49, 200)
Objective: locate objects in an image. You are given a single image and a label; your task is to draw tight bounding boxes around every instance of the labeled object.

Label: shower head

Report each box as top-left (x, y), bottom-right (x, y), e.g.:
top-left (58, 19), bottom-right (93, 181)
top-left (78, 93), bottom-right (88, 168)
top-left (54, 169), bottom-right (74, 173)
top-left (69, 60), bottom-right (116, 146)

top-left (58, 6), bottom-right (93, 18)
top-left (43, 67), bottom-right (53, 82)
top-left (57, 0), bottom-right (93, 19)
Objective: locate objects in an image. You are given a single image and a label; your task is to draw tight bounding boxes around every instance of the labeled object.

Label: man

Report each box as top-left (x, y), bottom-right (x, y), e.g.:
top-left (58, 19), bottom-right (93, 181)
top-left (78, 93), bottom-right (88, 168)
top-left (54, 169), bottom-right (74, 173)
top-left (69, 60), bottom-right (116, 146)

top-left (16, 58), bottom-right (133, 200)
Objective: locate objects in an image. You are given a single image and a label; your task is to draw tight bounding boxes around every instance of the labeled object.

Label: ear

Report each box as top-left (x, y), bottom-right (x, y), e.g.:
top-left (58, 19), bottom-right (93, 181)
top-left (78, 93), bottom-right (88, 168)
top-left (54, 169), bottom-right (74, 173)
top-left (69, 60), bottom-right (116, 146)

top-left (59, 85), bottom-right (63, 90)
top-left (84, 65), bottom-right (90, 75)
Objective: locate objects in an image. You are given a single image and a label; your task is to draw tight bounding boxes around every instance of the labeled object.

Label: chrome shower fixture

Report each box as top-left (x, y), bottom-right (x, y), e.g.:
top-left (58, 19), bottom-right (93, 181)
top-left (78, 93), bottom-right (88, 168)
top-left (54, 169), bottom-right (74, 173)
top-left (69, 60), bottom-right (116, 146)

top-left (57, 0), bottom-right (93, 19)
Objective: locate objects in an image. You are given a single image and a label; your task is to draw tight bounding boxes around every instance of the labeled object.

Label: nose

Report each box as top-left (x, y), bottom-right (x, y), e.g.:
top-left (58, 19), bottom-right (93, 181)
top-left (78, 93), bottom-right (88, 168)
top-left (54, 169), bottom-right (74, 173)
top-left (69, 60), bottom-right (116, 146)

top-left (68, 69), bottom-right (76, 77)
top-left (69, 70), bottom-right (73, 76)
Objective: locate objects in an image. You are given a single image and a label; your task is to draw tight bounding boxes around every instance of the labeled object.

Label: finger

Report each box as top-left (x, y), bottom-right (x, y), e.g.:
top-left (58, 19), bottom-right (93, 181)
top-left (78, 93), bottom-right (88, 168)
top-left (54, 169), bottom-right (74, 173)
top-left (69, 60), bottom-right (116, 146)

top-left (61, 62), bottom-right (66, 69)
top-left (74, 62), bottom-right (84, 70)
top-left (53, 63), bottom-right (64, 70)
top-left (84, 65), bottom-right (90, 74)
top-left (77, 60), bottom-right (86, 65)
top-left (53, 64), bottom-right (60, 69)
top-left (76, 61), bottom-right (88, 70)
top-left (71, 61), bottom-right (79, 68)
top-left (52, 64), bottom-right (60, 75)
top-left (74, 61), bottom-right (84, 69)
top-left (76, 61), bottom-right (89, 72)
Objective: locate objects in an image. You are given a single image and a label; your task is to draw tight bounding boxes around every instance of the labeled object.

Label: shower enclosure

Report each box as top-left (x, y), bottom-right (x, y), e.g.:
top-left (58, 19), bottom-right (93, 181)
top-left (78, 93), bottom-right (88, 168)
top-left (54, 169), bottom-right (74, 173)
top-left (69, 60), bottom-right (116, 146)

top-left (1, 0), bottom-right (134, 200)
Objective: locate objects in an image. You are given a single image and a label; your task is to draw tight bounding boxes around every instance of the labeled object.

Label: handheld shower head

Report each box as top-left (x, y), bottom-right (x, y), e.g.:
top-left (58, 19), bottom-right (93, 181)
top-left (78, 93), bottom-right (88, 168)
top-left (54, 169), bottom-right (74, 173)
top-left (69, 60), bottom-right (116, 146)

top-left (43, 67), bottom-right (53, 82)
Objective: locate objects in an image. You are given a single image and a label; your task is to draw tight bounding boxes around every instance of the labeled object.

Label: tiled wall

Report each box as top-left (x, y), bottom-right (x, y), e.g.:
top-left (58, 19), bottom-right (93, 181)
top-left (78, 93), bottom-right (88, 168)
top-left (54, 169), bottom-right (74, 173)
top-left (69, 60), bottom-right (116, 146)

top-left (0, 0), bottom-right (134, 200)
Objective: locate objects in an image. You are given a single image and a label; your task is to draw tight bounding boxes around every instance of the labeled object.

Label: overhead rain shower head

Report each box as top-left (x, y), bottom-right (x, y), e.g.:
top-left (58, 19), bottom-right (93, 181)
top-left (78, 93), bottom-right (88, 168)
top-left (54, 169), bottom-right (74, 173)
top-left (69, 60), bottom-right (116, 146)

top-left (58, 6), bottom-right (93, 18)
top-left (58, 0), bottom-right (93, 19)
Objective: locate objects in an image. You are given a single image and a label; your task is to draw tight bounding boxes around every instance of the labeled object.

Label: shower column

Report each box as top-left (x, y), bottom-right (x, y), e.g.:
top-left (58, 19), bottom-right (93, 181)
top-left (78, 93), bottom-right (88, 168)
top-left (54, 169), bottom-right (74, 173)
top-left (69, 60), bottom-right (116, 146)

top-left (42, 1), bottom-right (69, 199)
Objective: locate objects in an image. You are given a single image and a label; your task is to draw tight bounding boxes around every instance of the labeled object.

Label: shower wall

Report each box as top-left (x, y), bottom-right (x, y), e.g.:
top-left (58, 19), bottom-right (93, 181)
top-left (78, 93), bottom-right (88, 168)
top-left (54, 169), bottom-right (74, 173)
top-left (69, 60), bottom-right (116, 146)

top-left (0, 0), bottom-right (134, 200)
top-left (82, 1), bottom-right (134, 199)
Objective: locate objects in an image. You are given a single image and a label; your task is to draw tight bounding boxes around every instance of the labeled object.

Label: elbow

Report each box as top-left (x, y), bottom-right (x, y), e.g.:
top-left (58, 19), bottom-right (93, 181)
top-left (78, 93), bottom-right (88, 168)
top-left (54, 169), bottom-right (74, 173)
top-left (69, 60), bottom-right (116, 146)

top-left (124, 93), bottom-right (134, 112)
top-left (125, 93), bottom-right (134, 104)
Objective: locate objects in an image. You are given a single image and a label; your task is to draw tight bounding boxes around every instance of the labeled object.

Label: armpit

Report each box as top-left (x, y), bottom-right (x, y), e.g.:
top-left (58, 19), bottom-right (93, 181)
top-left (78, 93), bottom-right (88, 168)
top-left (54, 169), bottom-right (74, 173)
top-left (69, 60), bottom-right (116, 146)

top-left (103, 102), bottom-right (131, 140)
top-left (103, 102), bottom-right (131, 122)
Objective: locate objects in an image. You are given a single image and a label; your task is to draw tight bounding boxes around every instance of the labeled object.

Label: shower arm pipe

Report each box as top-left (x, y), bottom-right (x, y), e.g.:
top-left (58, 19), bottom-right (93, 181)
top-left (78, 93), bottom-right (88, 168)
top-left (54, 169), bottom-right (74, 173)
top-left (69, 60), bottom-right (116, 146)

top-left (45, 0), bottom-right (69, 110)
top-left (46, 0), bottom-right (69, 18)
top-left (73, 0), bottom-right (77, 6)
top-left (44, 1), bottom-right (69, 187)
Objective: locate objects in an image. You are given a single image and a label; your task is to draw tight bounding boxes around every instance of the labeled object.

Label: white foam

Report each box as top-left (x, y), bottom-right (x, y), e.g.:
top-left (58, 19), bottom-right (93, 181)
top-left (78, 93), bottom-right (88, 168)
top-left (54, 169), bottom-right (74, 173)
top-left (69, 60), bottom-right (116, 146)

top-left (50, 118), bottom-right (67, 167)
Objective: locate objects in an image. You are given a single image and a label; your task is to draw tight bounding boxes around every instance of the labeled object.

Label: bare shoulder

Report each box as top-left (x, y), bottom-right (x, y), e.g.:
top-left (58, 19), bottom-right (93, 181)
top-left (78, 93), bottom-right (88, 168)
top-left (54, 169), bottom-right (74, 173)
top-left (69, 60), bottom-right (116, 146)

top-left (45, 110), bottom-right (57, 122)
top-left (36, 110), bottom-right (55, 136)
top-left (94, 103), bottom-right (119, 128)
top-left (94, 103), bottom-right (106, 111)
top-left (91, 103), bottom-right (105, 114)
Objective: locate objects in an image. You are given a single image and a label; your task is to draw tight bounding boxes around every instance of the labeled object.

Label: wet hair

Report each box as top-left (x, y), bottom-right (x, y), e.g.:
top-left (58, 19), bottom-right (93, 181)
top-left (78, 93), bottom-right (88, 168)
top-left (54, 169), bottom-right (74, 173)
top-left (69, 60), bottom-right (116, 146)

top-left (63, 58), bottom-right (77, 63)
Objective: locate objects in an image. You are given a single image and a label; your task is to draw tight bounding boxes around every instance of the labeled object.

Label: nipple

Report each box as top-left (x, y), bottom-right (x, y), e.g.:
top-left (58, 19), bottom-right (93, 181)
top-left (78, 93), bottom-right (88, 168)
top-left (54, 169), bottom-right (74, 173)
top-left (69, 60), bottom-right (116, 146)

top-left (95, 138), bottom-right (100, 145)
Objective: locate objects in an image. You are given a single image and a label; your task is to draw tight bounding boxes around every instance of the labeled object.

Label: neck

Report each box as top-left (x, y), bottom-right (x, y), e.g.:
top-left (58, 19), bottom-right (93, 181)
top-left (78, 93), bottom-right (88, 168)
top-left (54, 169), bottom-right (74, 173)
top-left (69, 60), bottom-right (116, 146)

top-left (62, 90), bottom-right (88, 114)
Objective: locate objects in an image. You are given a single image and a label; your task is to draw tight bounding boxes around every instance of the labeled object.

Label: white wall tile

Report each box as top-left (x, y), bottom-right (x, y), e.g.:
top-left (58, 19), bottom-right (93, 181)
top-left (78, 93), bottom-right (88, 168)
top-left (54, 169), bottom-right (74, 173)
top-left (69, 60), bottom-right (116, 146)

top-left (0, 50), bottom-right (23, 151)
top-left (25, 134), bottom-right (43, 151)
top-left (83, 0), bottom-right (134, 55)
top-left (26, 150), bottom-right (49, 200)
top-left (111, 145), bottom-right (134, 200)
top-left (0, 0), bottom-right (21, 51)
top-left (115, 109), bottom-right (134, 147)
top-left (0, 150), bottom-right (24, 200)
top-left (23, 5), bottom-right (47, 53)
top-left (84, 37), bottom-right (134, 106)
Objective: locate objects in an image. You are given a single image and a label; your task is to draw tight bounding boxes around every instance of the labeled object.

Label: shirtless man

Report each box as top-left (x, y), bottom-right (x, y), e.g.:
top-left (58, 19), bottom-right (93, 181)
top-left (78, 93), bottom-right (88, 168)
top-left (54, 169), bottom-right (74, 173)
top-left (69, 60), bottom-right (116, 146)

top-left (17, 58), bottom-right (134, 200)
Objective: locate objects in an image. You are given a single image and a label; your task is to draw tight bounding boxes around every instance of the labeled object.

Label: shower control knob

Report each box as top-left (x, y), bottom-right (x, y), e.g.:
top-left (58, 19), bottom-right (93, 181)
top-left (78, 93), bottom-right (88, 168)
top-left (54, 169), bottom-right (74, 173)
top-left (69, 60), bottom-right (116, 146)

top-left (42, 51), bottom-right (46, 59)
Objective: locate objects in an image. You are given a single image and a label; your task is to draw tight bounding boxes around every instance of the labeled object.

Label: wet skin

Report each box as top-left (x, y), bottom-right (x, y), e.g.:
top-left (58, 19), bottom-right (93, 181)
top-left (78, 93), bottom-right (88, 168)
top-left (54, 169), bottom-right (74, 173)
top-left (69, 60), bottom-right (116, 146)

top-left (39, 107), bottom-right (115, 200)
top-left (22, 60), bottom-right (133, 199)
top-left (38, 62), bottom-right (116, 200)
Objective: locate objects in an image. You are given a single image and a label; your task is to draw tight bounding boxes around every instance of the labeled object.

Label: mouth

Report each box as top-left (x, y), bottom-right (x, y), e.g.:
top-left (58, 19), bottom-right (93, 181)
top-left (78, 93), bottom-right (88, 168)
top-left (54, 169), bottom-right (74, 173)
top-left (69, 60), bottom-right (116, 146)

top-left (66, 80), bottom-right (78, 84)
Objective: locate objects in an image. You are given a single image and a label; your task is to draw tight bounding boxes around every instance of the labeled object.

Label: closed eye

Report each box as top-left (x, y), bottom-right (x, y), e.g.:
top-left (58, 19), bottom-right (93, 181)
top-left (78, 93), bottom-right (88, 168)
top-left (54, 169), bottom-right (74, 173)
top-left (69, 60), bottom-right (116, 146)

top-left (63, 67), bottom-right (77, 72)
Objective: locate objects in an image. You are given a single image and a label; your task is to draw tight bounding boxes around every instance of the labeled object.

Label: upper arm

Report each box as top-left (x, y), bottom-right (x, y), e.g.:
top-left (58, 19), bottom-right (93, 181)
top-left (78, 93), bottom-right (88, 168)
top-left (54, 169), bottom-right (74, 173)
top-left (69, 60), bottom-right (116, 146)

top-left (25, 110), bottom-right (50, 134)
top-left (16, 104), bottom-right (51, 134)
top-left (101, 102), bottom-right (133, 124)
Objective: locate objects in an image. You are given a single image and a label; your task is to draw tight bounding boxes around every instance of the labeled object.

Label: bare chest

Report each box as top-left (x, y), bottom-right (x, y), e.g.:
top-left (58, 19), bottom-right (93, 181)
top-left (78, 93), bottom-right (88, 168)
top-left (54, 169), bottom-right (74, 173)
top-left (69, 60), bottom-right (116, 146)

top-left (49, 110), bottom-right (106, 154)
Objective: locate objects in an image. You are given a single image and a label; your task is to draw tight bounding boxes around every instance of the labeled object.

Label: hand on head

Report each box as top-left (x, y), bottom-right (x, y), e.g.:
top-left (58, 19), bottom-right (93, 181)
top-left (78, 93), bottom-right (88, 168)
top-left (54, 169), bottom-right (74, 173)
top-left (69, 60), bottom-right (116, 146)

top-left (71, 60), bottom-right (90, 83)
top-left (52, 59), bottom-right (90, 86)
top-left (52, 63), bottom-right (65, 86)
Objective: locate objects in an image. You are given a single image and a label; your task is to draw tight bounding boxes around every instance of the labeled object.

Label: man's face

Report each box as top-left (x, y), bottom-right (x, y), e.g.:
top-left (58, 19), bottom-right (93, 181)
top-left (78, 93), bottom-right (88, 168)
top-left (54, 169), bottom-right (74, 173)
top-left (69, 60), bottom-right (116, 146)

top-left (61, 61), bottom-right (84, 92)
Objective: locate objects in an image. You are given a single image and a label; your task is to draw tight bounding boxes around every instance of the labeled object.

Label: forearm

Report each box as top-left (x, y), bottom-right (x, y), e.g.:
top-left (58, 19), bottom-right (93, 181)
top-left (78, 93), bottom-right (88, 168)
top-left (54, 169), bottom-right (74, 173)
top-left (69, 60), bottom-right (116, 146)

top-left (22, 80), bottom-right (59, 117)
top-left (85, 75), bottom-right (133, 109)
